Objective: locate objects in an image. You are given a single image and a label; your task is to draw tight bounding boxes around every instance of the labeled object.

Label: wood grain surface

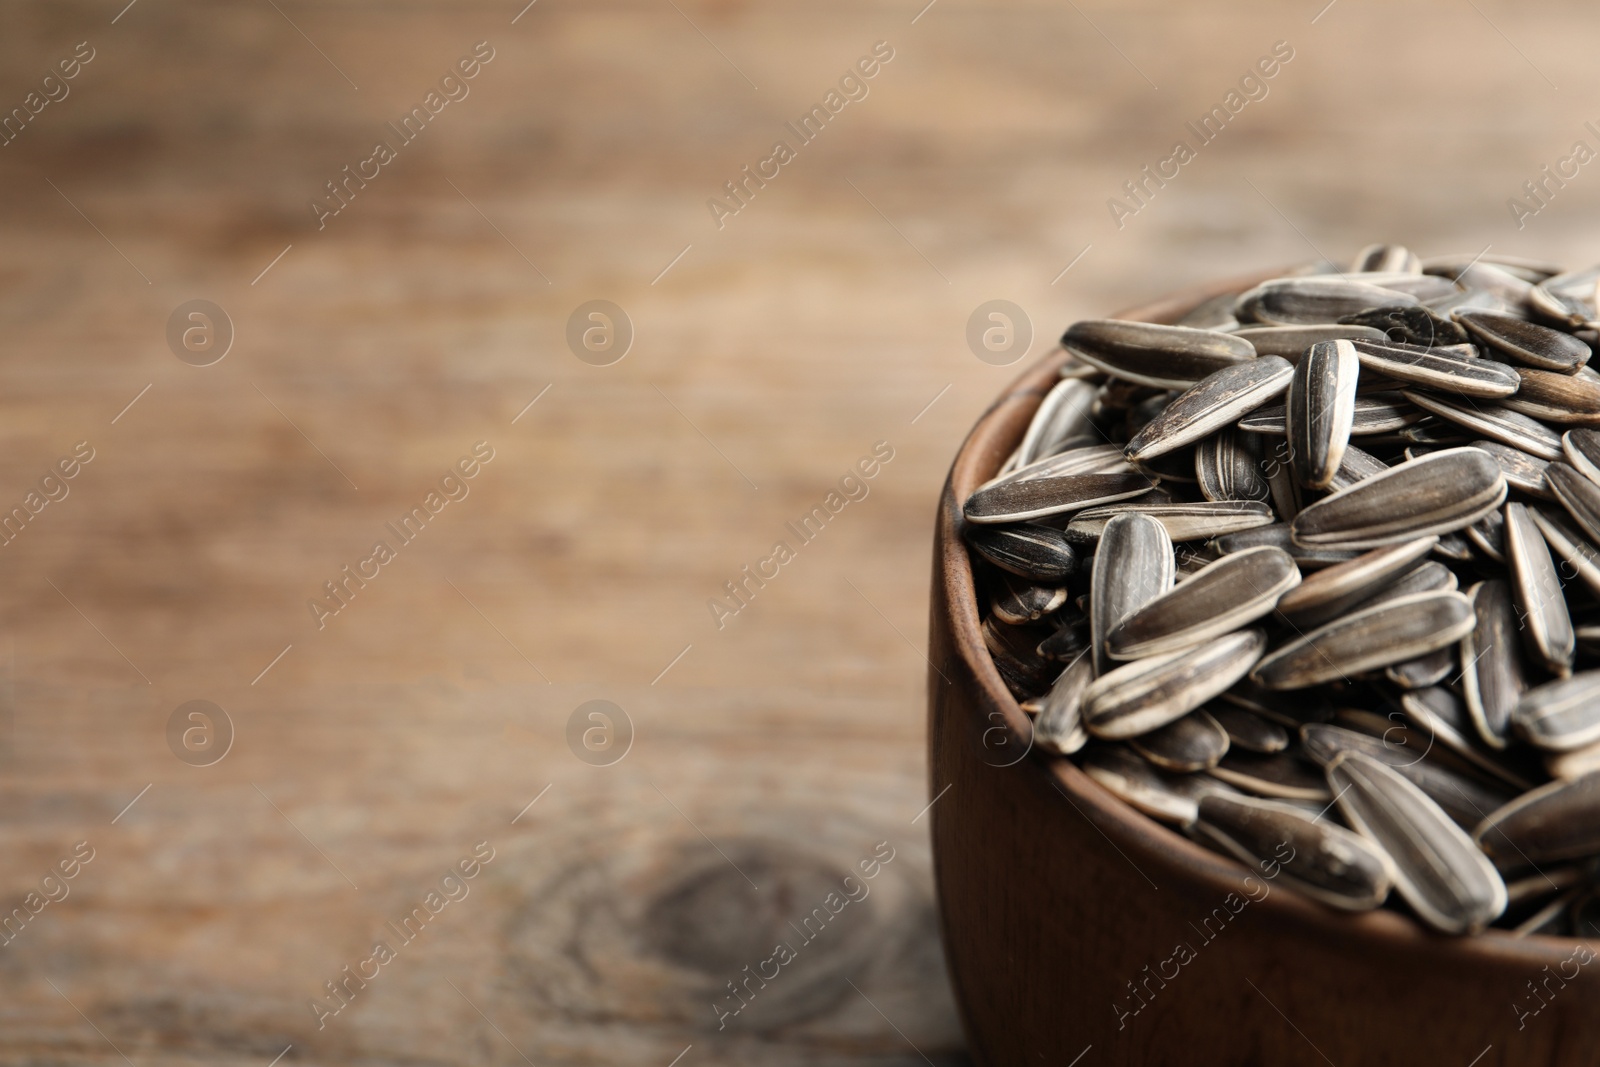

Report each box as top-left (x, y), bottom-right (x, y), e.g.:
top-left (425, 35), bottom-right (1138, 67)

top-left (1, 0), bottom-right (1599, 1063)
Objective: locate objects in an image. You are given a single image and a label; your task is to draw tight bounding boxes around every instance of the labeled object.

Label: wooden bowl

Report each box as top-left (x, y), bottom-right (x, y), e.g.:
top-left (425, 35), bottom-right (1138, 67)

top-left (927, 275), bottom-right (1600, 1066)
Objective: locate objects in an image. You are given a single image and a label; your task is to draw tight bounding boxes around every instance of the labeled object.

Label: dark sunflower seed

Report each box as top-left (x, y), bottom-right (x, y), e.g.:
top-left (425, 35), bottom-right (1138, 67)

top-left (1339, 304), bottom-right (1469, 347)
top-left (992, 573), bottom-right (1069, 625)
top-left (1287, 340), bottom-right (1360, 488)
top-left (1386, 646), bottom-right (1456, 689)
top-left (1232, 323), bottom-right (1388, 359)
top-left (1090, 512), bottom-right (1174, 675)
top-left (1401, 392), bottom-right (1564, 460)
top-left (982, 617), bottom-right (1059, 697)
top-left (1398, 686), bottom-right (1534, 791)
top-left (1545, 462), bottom-right (1600, 545)
top-left (1081, 745), bottom-right (1230, 827)
top-left (1061, 320), bottom-right (1257, 390)
top-left (1016, 378), bottom-right (1099, 467)
top-left (1208, 705), bottom-right (1290, 753)
top-left (1195, 425), bottom-right (1269, 503)
top-left (1195, 793), bottom-right (1393, 910)
top-left (1083, 629), bottom-right (1267, 740)
top-left (1474, 772), bottom-right (1600, 866)
top-left (1301, 722), bottom-right (1513, 831)
top-left (1235, 278), bottom-right (1420, 327)
top-left (1125, 357), bottom-right (1294, 462)
top-left (1467, 440), bottom-right (1551, 498)
top-left (1290, 447), bottom-right (1506, 548)
top-left (1460, 580), bottom-right (1527, 750)
top-left (1211, 523), bottom-right (1363, 568)
top-left (1513, 672), bottom-right (1600, 752)
top-left (1106, 546), bottom-right (1299, 660)
top-left (966, 523), bottom-right (1079, 582)
top-left (1329, 751), bottom-right (1507, 934)
top-left (1130, 709), bottom-right (1231, 772)
top-left (1251, 591), bottom-right (1476, 689)
top-left (1563, 428), bottom-right (1600, 485)
top-left (1209, 748), bottom-right (1331, 801)
top-left (1325, 444), bottom-right (1390, 491)
top-left (1067, 500), bottom-right (1276, 544)
top-left (1348, 338), bottom-right (1521, 399)
top-left (1454, 309), bottom-right (1593, 372)
top-left (1504, 502), bottom-right (1574, 677)
top-left (1274, 536), bottom-right (1437, 630)
top-left (1354, 244), bottom-right (1422, 274)
top-left (1502, 366), bottom-right (1600, 425)
top-left (1028, 654), bottom-right (1093, 755)
top-left (1237, 394), bottom-right (1422, 436)
top-left (1465, 508), bottom-right (1505, 563)
top-left (964, 471), bottom-right (1155, 524)
top-left (1529, 506), bottom-right (1600, 599)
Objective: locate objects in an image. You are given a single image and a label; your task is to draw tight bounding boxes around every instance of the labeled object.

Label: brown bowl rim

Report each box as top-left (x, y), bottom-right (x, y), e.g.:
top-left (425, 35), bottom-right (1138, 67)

top-left (937, 266), bottom-right (1586, 964)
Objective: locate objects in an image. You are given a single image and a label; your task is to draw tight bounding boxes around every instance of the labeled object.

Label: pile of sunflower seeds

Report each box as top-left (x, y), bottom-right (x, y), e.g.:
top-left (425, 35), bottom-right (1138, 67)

top-left (965, 245), bottom-right (1600, 936)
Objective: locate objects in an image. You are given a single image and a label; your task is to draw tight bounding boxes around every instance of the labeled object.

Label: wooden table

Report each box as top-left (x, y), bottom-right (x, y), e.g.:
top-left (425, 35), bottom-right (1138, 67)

top-left (0, 0), bottom-right (1597, 1062)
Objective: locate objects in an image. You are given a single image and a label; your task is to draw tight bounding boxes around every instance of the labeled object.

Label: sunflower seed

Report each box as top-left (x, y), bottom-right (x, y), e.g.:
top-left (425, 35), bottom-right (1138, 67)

top-left (1454, 309), bottom-right (1593, 372)
top-left (1212, 522), bottom-right (1363, 568)
top-left (1398, 686), bottom-right (1533, 791)
top-left (1502, 366), bottom-right (1600, 425)
top-left (1028, 654), bottom-right (1093, 755)
top-left (1195, 425), bottom-right (1269, 503)
top-left (1061, 320), bottom-right (1257, 390)
top-left (1504, 502), bottom-right (1575, 677)
top-left (1513, 672), bottom-right (1600, 752)
top-left (1124, 357), bottom-right (1293, 463)
top-left (1340, 304), bottom-right (1470, 347)
top-left (1460, 580), bottom-right (1527, 750)
top-left (992, 573), bottom-right (1070, 625)
top-left (1286, 340), bottom-right (1360, 489)
top-left (982, 617), bottom-right (1059, 696)
top-left (1426, 253), bottom-right (1564, 284)
top-left (1209, 748), bottom-right (1331, 801)
top-left (1354, 244), bottom-right (1422, 274)
top-left (1232, 324), bottom-right (1388, 359)
top-left (1037, 616), bottom-right (1091, 662)
top-left (1528, 267), bottom-right (1600, 332)
top-left (1016, 378), bottom-right (1099, 467)
top-left (1195, 793), bottom-right (1394, 910)
top-left (1252, 591), bottom-right (1475, 689)
top-left (1235, 278), bottom-right (1420, 326)
top-left (1176, 292), bottom-right (1243, 331)
top-left (1563, 427), bottom-right (1600, 484)
top-left (1546, 461), bottom-right (1600, 544)
top-left (964, 471), bottom-right (1155, 524)
top-left (988, 443), bottom-right (1132, 490)
top-left (966, 523), bottom-right (1079, 582)
top-left (1105, 546), bottom-right (1298, 660)
top-left (1325, 444), bottom-right (1390, 491)
top-left (1545, 739), bottom-right (1600, 781)
top-left (1290, 448), bottom-right (1506, 548)
top-left (1130, 709), bottom-right (1231, 772)
top-left (1081, 745), bottom-right (1226, 827)
top-left (1237, 394), bottom-right (1422, 436)
top-left (1467, 440), bottom-right (1551, 498)
top-left (1328, 750), bottom-right (1508, 934)
top-left (1083, 629), bottom-right (1267, 740)
top-left (1209, 705), bottom-right (1290, 753)
top-left (1474, 772), bottom-right (1600, 866)
top-left (1348, 339), bottom-right (1521, 399)
top-left (1401, 392), bottom-right (1564, 460)
top-left (1275, 536), bottom-right (1437, 630)
top-left (1067, 500), bottom-right (1276, 544)
top-left (1529, 506), bottom-right (1600, 598)
top-left (1465, 509), bottom-right (1506, 563)
top-left (1386, 646), bottom-right (1456, 689)
top-left (1090, 512), bottom-right (1174, 675)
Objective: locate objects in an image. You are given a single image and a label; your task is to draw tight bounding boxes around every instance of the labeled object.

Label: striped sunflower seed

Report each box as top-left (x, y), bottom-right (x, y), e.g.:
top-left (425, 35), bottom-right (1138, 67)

top-left (1274, 536), bottom-right (1437, 630)
top-left (966, 523), bottom-right (1079, 582)
top-left (1354, 244), bottom-right (1422, 274)
top-left (1083, 629), bottom-right (1267, 740)
top-left (1016, 378), bottom-right (1099, 468)
top-left (1401, 392), bottom-right (1564, 461)
top-left (1290, 447), bottom-right (1506, 548)
top-left (1237, 394), bottom-right (1422, 437)
top-left (1234, 277), bottom-right (1420, 326)
top-left (1195, 792), bottom-right (1393, 910)
top-left (1545, 462), bottom-right (1600, 544)
top-left (1454, 309), bottom-right (1592, 372)
top-left (1563, 427), bottom-right (1600, 485)
top-left (1474, 772), bottom-right (1600, 866)
top-left (1195, 425), bottom-right (1269, 503)
top-left (1105, 546), bottom-right (1298, 660)
top-left (1209, 705), bottom-right (1290, 753)
top-left (992, 573), bottom-right (1069, 625)
top-left (1089, 512), bottom-right (1174, 675)
top-left (964, 471), bottom-right (1154, 524)
top-left (1529, 506), bottom-right (1600, 598)
top-left (1288, 340), bottom-right (1360, 488)
top-left (1513, 672), bottom-right (1600, 752)
top-left (1502, 366), bottom-right (1600, 425)
top-left (1067, 500), bottom-right (1275, 544)
top-left (1328, 750), bottom-right (1508, 934)
top-left (1339, 304), bottom-right (1469, 347)
top-left (1061, 320), bottom-right (1257, 390)
top-left (1398, 686), bottom-right (1534, 792)
top-left (1325, 443), bottom-right (1389, 490)
top-left (1209, 748), bottom-right (1331, 801)
top-left (1231, 324), bottom-right (1388, 359)
top-left (1348, 338), bottom-right (1521, 399)
top-left (1027, 653), bottom-right (1093, 755)
top-left (1251, 591), bottom-right (1475, 689)
top-left (1460, 580), bottom-right (1527, 750)
top-left (1300, 723), bottom-right (1513, 831)
top-left (1385, 646), bottom-right (1456, 689)
top-left (1080, 745), bottom-right (1229, 827)
top-left (1467, 439), bottom-right (1551, 499)
top-left (1125, 357), bottom-right (1293, 462)
top-left (1130, 709), bottom-right (1231, 772)
top-left (1503, 502), bottom-right (1574, 677)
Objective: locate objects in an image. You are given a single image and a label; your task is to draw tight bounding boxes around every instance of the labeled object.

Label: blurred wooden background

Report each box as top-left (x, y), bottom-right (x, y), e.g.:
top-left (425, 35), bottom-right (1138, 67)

top-left (1, 0), bottom-right (1599, 1063)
